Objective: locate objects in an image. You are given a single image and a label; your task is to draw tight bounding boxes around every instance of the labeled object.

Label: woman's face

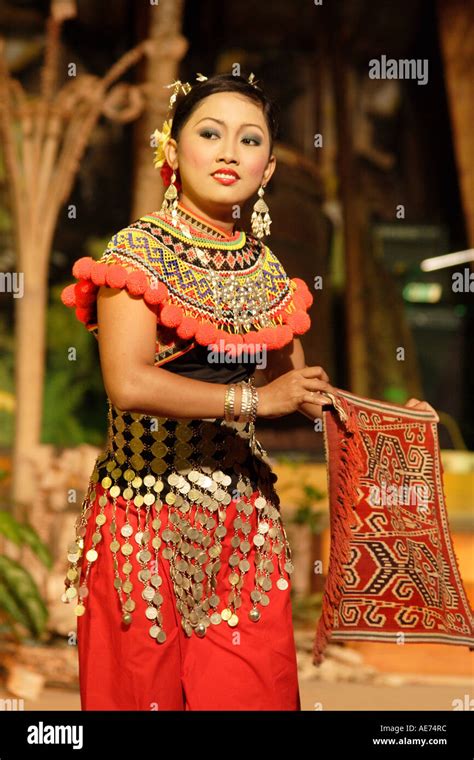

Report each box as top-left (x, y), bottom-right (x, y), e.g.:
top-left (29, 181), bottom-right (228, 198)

top-left (164, 91), bottom-right (276, 217)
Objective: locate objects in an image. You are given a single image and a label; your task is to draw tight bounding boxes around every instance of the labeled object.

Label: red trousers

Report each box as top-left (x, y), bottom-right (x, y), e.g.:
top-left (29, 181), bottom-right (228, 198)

top-left (77, 482), bottom-right (301, 711)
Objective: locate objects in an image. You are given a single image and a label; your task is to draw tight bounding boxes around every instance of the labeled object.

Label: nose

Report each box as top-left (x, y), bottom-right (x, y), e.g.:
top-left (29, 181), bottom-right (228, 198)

top-left (217, 138), bottom-right (239, 164)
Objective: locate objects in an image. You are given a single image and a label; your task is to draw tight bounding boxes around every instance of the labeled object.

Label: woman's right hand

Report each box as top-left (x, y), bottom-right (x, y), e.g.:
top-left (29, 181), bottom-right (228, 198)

top-left (257, 366), bottom-right (335, 419)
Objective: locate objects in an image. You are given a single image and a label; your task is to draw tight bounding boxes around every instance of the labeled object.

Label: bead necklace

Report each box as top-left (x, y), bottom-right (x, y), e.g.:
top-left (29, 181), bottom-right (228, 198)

top-left (161, 207), bottom-right (273, 333)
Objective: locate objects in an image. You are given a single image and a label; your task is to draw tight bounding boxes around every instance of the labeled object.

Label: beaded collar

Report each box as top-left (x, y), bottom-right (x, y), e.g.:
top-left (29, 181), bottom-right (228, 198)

top-left (61, 202), bottom-right (314, 350)
top-left (155, 201), bottom-right (242, 243)
top-left (136, 203), bottom-right (260, 271)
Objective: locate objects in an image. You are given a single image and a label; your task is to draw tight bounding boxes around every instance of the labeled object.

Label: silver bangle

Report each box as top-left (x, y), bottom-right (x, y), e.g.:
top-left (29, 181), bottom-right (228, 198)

top-left (224, 384), bottom-right (236, 422)
top-left (239, 382), bottom-right (251, 422)
top-left (236, 378), bottom-right (259, 424)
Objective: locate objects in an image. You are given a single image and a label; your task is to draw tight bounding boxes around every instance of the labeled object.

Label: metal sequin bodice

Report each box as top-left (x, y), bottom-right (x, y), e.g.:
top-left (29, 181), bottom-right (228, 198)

top-left (62, 381), bottom-right (295, 642)
top-left (96, 397), bottom-right (271, 497)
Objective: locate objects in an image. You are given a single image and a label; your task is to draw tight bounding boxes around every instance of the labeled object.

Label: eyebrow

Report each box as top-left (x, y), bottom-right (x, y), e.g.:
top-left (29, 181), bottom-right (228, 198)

top-left (194, 117), bottom-right (264, 134)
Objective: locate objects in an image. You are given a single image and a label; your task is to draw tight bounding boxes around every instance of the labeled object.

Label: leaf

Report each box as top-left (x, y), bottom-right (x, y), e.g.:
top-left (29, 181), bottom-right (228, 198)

top-left (0, 580), bottom-right (32, 632)
top-left (0, 511), bottom-right (23, 545)
top-left (17, 523), bottom-right (53, 569)
top-left (0, 513), bottom-right (52, 568)
top-left (0, 556), bottom-right (48, 637)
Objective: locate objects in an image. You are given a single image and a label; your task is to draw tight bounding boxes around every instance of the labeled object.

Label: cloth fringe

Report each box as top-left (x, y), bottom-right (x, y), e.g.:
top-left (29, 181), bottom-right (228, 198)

top-left (312, 393), bottom-right (365, 665)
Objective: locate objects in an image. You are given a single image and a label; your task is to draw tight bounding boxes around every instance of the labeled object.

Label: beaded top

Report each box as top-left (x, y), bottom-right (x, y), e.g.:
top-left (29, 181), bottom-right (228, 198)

top-left (60, 202), bottom-right (314, 364)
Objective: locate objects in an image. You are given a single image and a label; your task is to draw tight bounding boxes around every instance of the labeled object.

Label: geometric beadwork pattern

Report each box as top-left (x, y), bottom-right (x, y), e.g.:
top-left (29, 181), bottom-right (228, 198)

top-left (313, 388), bottom-right (474, 665)
top-left (62, 204), bottom-right (314, 366)
top-left (101, 216), bottom-right (294, 327)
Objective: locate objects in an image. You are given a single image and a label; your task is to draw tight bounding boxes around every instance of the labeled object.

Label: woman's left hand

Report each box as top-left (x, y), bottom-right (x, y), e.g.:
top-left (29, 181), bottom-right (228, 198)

top-left (405, 397), bottom-right (440, 422)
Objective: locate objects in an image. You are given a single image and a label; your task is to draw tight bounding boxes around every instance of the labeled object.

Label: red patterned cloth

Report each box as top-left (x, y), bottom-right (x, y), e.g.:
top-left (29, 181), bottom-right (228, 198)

top-left (313, 389), bottom-right (474, 664)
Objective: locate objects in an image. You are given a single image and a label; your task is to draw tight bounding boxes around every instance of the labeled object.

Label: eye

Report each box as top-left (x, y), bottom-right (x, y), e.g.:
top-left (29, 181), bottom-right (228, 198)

top-left (199, 129), bottom-right (261, 146)
top-left (200, 129), bottom-right (219, 139)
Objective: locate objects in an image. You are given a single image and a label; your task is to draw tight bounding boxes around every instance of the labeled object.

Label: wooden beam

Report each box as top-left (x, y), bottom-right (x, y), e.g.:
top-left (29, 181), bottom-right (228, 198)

top-left (327, 9), bottom-right (369, 395)
top-left (437, 0), bottom-right (474, 249)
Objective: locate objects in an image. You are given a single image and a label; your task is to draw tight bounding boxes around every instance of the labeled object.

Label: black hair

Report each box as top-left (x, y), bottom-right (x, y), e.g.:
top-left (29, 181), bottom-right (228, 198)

top-left (169, 72), bottom-right (279, 156)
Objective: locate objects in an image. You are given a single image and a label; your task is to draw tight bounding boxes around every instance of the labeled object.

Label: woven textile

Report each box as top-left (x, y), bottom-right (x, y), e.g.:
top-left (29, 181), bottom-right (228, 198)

top-left (313, 389), bottom-right (474, 664)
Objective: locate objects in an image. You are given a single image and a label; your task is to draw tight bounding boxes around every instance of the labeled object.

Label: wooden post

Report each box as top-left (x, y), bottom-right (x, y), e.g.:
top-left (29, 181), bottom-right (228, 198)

top-left (327, 10), bottom-right (369, 395)
top-left (437, 0), bottom-right (474, 252)
top-left (131, 0), bottom-right (188, 221)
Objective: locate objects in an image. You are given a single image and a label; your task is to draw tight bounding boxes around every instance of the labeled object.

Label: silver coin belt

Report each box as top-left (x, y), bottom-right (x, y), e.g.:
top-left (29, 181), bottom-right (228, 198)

top-left (62, 390), bottom-right (295, 643)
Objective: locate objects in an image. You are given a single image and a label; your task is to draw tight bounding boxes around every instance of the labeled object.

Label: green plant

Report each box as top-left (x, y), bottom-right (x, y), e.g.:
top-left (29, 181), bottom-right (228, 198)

top-left (0, 509), bottom-right (52, 641)
top-left (289, 482), bottom-right (327, 596)
top-left (42, 282), bottom-right (107, 446)
top-left (291, 484), bottom-right (326, 535)
top-left (0, 282), bottom-right (108, 448)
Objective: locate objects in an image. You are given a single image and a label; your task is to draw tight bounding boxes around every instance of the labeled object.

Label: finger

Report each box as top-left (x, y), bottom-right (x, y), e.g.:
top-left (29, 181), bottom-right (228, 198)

top-left (405, 399), bottom-right (440, 421)
top-left (301, 392), bottom-right (332, 406)
top-left (301, 366), bottom-right (330, 382)
top-left (316, 368), bottom-right (330, 382)
top-left (302, 379), bottom-right (334, 394)
top-left (418, 401), bottom-right (439, 422)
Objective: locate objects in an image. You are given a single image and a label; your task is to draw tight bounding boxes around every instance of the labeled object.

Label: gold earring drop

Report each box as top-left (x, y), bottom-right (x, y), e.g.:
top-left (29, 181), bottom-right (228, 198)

top-left (251, 184), bottom-right (271, 238)
top-left (161, 170), bottom-right (179, 225)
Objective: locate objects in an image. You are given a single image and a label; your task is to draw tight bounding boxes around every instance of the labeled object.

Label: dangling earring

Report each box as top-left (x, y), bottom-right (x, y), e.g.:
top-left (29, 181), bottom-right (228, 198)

top-left (161, 169), bottom-right (179, 225)
top-left (251, 183), bottom-right (271, 238)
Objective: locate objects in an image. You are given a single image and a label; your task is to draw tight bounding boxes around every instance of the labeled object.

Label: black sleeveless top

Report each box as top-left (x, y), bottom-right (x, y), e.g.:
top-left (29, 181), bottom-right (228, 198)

top-left (162, 342), bottom-right (258, 383)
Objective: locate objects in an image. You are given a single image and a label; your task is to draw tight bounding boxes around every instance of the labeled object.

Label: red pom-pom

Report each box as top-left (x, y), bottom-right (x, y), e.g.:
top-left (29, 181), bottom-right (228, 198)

top-left (280, 324), bottom-right (294, 345)
top-left (75, 307), bottom-right (91, 324)
top-left (126, 271), bottom-right (148, 295)
top-left (271, 324), bottom-right (293, 349)
top-left (147, 302), bottom-right (162, 317)
top-left (223, 331), bottom-right (244, 346)
top-left (83, 280), bottom-right (98, 294)
top-left (75, 281), bottom-right (97, 307)
top-left (61, 283), bottom-right (77, 307)
top-left (215, 330), bottom-right (247, 356)
top-left (72, 256), bottom-right (94, 280)
top-left (217, 329), bottom-right (247, 361)
top-left (242, 332), bottom-right (267, 359)
top-left (90, 262), bottom-right (108, 286)
top-left (253, 327), bottom-right (272, 352)
top-left (287, 310), bottom-right (311, 335)
top-left (292, 278), bottom-right (313, 308)
top-left (105, 265), bottom-right (128, 290)
top-left (160, 303), bottom-right (183, 328)
top-left (292, 293), bottom-right (307, 311)
top-left (212, 330), bottom-right (230, 354)
top-left (260, 326), bottom-right (279, 350)
top-left (242, 330), bottom-right (259, 346)
top-left (144, 281), bottom-right (169, 305)
top-left (195, 321), bottom-right (218, 346)
top-left (176, 316), bottom-right (198, 340)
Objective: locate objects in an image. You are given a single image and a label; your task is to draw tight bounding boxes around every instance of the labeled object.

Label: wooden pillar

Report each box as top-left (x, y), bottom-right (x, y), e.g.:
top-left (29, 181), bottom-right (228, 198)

top-left (437, 0), bottom-right (474, 251)
top-left (327, 9), bottom-right (369, 395)
top-left (131, 0), bottom-right (188, 221)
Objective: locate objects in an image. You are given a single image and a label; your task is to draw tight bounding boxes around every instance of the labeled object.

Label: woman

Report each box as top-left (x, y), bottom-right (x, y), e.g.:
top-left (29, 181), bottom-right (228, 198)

top-left (61, 72), bottom-right (436, 711)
